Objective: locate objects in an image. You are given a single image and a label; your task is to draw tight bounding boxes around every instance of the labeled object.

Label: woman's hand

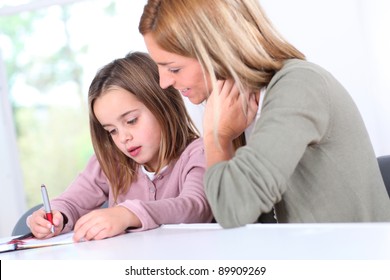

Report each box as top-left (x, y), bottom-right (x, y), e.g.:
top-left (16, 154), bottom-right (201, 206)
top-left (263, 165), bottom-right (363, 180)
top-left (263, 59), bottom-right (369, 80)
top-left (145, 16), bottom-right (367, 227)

top-left (204, 79), bottom-right (258, 141)
top-left (203, 79), bottom-right (258, 166)
top-left (73, 206), bottom-right (141, 242)
top-left (27, 209), bottom-right (64, 239)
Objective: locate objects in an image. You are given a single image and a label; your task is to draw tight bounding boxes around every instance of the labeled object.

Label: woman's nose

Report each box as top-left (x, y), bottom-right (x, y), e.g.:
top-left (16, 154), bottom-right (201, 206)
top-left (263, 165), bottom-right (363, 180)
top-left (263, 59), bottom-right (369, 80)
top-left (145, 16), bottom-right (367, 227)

top-left (159, 71), bottom-right (174, 89)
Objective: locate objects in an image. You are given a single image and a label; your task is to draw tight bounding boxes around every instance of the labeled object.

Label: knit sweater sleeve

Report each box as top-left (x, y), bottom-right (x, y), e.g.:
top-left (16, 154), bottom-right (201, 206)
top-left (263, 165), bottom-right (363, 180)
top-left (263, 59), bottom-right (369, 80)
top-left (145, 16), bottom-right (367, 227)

top-left (50, 155), bottom-right (109, 233)
top-left (204, 61), bottom-right (331, 228)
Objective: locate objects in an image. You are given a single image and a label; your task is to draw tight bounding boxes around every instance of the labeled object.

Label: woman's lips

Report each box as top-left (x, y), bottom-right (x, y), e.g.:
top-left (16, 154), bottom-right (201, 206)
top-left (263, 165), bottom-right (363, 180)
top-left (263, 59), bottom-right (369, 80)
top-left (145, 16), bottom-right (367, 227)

top-left (180, 88), bottom-right (190, 97)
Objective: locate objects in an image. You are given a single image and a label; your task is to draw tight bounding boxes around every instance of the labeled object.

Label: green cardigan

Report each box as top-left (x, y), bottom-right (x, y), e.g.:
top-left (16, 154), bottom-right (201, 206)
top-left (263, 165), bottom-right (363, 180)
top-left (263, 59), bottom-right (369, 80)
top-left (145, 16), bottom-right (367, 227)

top-left (205, 59), bottom-right (390, 227)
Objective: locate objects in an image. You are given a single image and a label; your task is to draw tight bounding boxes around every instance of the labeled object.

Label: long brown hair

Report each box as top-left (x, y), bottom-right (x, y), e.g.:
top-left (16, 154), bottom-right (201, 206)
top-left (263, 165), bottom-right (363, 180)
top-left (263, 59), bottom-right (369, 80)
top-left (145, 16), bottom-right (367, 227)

top-left (88, 52), bottom-right (199, 201)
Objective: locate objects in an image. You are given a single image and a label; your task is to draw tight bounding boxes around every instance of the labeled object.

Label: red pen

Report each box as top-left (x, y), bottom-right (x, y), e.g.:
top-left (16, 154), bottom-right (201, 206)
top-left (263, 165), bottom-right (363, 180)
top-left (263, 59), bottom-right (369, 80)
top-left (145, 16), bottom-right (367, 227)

top-left (41, 184), bottom-right (55, 233)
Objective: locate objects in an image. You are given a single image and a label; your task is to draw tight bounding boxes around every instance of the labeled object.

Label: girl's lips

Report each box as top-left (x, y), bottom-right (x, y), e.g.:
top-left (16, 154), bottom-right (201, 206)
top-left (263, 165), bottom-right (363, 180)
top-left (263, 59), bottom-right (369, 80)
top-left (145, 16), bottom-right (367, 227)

top-left (128, 146), bottom-right (141, 157)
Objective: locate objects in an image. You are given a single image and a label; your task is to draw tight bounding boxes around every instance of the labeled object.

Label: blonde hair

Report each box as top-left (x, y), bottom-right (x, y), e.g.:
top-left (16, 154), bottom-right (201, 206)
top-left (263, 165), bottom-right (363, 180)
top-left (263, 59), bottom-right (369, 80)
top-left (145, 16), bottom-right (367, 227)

top-left (88, 52), bottom-right (199, 202)
top-left (139, 0), bottom-right (305, 96)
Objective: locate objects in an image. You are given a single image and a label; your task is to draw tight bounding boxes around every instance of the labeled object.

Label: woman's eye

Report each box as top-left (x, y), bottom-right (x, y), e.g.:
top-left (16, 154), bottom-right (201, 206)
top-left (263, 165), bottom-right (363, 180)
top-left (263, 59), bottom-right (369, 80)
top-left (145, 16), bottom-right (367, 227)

top-left (169, 68), bottom-right (180, 74)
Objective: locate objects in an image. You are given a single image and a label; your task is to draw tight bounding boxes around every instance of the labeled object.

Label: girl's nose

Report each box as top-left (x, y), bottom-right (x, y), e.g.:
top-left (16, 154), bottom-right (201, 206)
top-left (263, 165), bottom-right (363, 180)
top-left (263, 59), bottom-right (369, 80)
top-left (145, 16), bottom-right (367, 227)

top-left (119, 129), bottom-right (133, 144)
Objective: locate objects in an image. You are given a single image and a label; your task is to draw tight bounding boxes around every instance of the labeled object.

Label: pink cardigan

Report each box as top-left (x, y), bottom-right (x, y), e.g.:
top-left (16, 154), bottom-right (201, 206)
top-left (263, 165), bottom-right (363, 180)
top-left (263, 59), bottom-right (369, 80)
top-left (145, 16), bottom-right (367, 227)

top-left (51, 138), bottom-right (213, 232)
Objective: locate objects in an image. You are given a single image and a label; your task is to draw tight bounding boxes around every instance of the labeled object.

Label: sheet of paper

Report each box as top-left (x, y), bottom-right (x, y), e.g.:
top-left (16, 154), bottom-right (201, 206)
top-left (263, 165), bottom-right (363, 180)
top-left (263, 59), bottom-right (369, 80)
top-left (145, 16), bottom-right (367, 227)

top-left (17, 232), bottom-right (75, 249)
top-left (0, 243), bottom-right (16, 253)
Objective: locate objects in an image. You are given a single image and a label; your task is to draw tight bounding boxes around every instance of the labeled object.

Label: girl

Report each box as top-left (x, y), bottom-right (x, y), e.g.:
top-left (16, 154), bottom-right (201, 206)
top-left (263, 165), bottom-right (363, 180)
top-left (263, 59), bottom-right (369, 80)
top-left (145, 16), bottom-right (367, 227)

top-left (28, 52), bottom-right (213, 241)
top-left (139, 0), bottom-right (390, 227)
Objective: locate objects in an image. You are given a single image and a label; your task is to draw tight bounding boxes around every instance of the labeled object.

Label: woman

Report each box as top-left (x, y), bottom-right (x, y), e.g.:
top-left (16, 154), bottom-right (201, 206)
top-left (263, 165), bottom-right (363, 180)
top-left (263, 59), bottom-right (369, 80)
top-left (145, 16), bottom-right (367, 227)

top-left (139, 0), bottom-right (390, 227)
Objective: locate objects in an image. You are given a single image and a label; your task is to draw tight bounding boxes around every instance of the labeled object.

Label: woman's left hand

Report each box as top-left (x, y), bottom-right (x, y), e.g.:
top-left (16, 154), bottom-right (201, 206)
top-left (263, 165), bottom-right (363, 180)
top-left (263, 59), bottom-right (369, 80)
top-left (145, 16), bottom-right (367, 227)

top-left (204, 79), bottom-right (258, 142)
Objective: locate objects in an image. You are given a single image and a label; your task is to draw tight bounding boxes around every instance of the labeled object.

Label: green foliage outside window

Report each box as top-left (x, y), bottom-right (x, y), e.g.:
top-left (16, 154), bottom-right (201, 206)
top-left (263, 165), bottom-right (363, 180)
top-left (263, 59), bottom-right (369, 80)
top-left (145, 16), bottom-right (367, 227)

top-left (0, 1), bottom-right (123, 207)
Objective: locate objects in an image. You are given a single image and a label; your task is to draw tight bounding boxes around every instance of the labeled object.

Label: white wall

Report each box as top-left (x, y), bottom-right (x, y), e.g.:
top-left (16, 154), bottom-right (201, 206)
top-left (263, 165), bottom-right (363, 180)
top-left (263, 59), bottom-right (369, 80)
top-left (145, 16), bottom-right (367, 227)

top-left (260, 0), bottom-right (390, 156)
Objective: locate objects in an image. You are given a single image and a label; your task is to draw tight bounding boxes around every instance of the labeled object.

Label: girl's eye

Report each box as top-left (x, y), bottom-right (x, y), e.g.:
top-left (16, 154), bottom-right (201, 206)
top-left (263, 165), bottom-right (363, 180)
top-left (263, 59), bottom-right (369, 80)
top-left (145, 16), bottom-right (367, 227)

top-left (108, 129), bottom-right (117, 136)
top-left (127, 118), bottom-right (137, 125)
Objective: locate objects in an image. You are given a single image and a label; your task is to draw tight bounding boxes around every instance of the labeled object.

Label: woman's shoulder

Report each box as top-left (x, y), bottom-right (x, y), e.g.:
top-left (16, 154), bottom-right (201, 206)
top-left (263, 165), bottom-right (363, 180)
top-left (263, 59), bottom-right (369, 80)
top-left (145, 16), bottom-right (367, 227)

top-left (268, 59), bottom-right (339, 93)
top-left (277, 59), bottom-right (334, 81)
top-left (282, 59), bottom-right (324, 71)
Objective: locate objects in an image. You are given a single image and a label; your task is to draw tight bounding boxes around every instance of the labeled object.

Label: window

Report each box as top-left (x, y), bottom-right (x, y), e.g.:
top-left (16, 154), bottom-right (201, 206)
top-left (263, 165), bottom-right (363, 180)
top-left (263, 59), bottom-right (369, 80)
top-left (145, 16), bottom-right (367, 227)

top-left (0, 0), bottom-right (147, 207)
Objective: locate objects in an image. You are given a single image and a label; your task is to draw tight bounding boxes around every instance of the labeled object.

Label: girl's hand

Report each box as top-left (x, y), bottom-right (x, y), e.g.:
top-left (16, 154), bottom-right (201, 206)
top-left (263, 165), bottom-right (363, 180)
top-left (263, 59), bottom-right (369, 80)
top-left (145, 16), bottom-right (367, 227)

top-left (73, 206), bottom-right (141, 242)
top-left (27, 209), bottom-right (63, 239)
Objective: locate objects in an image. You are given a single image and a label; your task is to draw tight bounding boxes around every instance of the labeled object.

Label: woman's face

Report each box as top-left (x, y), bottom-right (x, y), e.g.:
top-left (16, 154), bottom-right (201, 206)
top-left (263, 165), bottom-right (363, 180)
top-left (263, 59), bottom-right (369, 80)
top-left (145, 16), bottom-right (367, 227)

top-left (144, 33), bottom-right (211, 105)
top-left (93, 87), bottom-right (163, 172)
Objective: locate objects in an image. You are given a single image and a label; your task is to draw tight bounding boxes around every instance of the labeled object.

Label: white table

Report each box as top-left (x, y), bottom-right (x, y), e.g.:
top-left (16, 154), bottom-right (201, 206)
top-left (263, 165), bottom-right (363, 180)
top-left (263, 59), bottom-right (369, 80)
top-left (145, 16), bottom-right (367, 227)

top-left (1, 223), bottom-right (390, 260)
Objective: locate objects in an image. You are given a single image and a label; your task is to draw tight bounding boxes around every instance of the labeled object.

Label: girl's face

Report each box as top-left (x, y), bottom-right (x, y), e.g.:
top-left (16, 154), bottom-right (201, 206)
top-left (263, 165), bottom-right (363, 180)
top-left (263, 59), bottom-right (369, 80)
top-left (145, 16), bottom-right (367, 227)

top-left (93, 87), bottom-right (163, 172)
top-left (144, 33), bottom-right (211, 105)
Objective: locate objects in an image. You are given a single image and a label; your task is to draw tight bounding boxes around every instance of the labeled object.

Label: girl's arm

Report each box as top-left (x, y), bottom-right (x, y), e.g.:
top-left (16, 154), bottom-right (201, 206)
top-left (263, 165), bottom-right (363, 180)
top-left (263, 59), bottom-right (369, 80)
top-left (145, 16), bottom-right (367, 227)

top-left (118, 138), bottom-right (213, 231)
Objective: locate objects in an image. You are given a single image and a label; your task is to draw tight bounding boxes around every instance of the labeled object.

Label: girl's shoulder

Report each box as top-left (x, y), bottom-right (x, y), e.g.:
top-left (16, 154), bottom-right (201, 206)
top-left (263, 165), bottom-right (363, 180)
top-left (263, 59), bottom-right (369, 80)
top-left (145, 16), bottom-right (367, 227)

top-left (182, 137), bottom-right (204, 157)
top-left (166, 138), bottom-right (205, 175)
top-left (173, 137), bottom-right (205, 165)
